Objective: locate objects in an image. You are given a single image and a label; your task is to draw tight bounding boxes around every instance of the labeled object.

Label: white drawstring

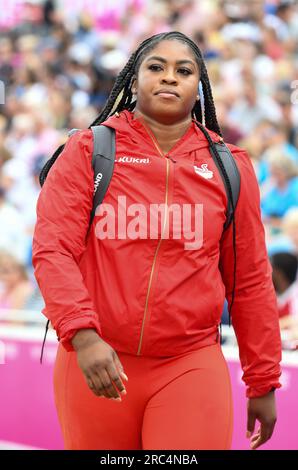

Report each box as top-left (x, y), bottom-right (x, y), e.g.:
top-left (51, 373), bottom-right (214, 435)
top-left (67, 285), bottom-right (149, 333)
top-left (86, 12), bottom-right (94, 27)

top-left (198, 81), bottom-right (205, 126)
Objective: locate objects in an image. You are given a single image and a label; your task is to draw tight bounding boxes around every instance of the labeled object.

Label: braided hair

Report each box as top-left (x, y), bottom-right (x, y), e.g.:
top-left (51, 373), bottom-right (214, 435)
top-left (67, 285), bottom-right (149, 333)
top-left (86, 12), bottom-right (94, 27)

top-left (40, 31), bottom-right (221, 183)
top-left (39, 31), bottom-right (237, 332)
top-left (89, 31), bottom-right (222, 135)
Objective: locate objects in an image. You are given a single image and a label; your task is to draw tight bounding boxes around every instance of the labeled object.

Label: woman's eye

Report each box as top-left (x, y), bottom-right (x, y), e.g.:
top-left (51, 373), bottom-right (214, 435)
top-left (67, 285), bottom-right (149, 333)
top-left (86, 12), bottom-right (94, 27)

top-left (178, 68), bottom-right (192, 75)
top-left (148, 65), bottom-right (192, 75)
top-left (148, 64), bottom-right (163, 71)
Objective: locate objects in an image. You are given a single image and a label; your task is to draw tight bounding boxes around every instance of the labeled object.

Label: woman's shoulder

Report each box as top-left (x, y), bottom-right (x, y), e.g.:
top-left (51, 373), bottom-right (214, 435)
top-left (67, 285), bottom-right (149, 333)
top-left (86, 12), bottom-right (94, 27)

top-left (224, 141), bottom-right (255, 174)
top-left (195, 123), bottom-right (254, 177)
top-left (196, 123), bottom-right (249, 159)
top-left (215, 139), bottom-right (259, 193)
top-left (60, 128), bottom-right (94, 163)
top-left (67, 128), bottom-right (93, 147)
top-left (225, 141), bottom-right (244, 152)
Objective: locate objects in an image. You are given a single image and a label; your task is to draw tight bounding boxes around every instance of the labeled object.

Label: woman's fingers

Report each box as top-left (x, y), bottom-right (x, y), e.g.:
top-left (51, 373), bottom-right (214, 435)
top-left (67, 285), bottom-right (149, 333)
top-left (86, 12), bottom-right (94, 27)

top-left (246, 410), bottom-right (256, 438)
top-left (106, 359), bottom-right (127, 398)
top-left (77, 340), bottom-right (128, 400)
top-left (86, 373), bottom-right (105, 397)
top-left (87, 370), bottom-right (122, 400)
top-left (100, 368), bottom-right (122, 399)
top-left (114, 354), bottom-right (129, 382)
top-left (250, 422), bottom-right (274, 450)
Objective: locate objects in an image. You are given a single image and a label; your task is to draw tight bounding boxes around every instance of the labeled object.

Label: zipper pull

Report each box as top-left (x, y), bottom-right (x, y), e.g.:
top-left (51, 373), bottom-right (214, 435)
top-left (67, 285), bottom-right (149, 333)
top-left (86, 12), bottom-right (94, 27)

top-left (167, 155), bottom-right (177, 163)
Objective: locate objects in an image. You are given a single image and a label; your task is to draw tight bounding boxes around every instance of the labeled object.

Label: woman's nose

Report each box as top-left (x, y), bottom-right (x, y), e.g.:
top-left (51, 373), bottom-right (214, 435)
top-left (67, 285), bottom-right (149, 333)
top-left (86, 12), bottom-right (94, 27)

top-left (161, 70), bottom-right (177, 84)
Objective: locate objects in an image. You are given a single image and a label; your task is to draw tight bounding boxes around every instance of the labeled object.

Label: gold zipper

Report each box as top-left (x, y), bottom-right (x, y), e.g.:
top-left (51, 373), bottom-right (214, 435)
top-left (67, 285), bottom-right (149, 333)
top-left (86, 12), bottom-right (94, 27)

top-left (137, 120), bottom-right (171, 355)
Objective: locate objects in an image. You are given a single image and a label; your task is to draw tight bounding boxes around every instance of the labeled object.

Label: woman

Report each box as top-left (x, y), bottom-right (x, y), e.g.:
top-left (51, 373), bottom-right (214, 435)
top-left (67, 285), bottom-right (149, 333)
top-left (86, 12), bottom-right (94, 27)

top-left (271, 251), bottom-right (298, 318)
top-left (0, 249), bottom-right (34, 313)
top-left (32, 32), bottom-right (282, 450)
top-left (261, 150), bottom-right (298, 227)
top-left (283, 207), bottom-right (298, 254)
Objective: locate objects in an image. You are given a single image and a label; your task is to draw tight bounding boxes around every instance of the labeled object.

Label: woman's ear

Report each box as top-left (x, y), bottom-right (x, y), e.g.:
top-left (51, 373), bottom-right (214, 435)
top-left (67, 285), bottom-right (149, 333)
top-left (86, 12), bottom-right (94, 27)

top-left (131, 76), bottom-right (137, 95)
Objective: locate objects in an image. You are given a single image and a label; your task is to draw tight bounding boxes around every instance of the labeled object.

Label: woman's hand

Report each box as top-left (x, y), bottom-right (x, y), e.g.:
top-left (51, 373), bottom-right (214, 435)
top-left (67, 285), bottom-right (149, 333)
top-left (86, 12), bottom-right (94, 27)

top-left (246, 390), bottom-right (277, 450)
top-left (71, 329), bottom-right (128, 401)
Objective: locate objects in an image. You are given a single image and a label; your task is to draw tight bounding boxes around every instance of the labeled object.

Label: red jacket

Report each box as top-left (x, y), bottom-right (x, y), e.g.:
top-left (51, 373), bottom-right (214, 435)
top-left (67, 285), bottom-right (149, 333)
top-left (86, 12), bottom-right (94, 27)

top-left (32, 110), bottom-right (282, 398)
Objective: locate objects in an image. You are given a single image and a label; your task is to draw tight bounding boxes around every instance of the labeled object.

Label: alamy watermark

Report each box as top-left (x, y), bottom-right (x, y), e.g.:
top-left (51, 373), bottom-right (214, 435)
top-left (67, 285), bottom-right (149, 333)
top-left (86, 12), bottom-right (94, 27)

top-left (0, 80), bottom-right (5, 104)
top-left (94, 196), bottom-right (204, 250)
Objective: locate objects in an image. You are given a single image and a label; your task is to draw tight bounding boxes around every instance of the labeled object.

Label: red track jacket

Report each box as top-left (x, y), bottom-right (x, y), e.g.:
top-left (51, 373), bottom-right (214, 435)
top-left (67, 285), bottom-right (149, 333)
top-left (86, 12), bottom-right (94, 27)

top-left (32, 110), bottom-right (282, 398)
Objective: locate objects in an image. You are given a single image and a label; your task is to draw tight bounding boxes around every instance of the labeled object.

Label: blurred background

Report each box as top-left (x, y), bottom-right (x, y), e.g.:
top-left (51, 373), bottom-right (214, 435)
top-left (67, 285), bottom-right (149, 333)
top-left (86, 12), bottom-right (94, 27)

top-left (0, 0), bottom-right (298, 450)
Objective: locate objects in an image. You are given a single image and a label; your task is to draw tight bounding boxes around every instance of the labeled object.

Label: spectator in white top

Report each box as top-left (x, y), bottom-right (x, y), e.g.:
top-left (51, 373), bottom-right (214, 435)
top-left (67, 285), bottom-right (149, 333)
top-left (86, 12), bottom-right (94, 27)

top-left (0, 182), bottom-right (30, 264)
top-left (228, 80), bottom-right (282, 134)
top-left (282, 208), bottom-right (298, 254)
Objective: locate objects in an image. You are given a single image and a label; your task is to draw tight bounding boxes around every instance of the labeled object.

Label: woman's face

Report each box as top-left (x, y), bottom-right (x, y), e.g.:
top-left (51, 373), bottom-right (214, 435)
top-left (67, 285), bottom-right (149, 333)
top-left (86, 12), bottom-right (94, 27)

top-left (133, 40), bottom-right (200, 124)
top-left (270, 165), bottom-right (288, 186)
top-left (0, 258), bottom-right (23, 288)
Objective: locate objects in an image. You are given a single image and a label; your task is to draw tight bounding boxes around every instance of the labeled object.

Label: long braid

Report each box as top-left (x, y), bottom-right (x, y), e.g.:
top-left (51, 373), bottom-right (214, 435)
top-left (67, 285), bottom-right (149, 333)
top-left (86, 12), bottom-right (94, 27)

top-left (89, 53), bottom-right (138, 126)
top-left (192, 101), bottom-right (202, 124)
top-left (200, 66), bottom-right (222, 136)
top-left (89, 36), bottom-right (159, 127)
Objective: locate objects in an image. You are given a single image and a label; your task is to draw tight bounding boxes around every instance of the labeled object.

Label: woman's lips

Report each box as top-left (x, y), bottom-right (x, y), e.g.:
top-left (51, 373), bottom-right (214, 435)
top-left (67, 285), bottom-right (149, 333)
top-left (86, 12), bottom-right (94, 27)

top-left (155, 92), bottom-right (179, 99)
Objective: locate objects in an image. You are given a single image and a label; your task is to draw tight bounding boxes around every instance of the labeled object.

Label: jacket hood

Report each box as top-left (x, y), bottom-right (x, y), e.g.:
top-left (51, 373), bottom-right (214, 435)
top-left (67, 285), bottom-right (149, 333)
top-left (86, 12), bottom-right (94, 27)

top-left (101, 110), bottom-right (222, 156)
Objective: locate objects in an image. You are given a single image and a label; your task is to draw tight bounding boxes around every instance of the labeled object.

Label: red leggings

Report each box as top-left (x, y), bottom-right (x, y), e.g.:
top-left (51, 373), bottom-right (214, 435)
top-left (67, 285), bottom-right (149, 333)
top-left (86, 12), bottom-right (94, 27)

top-left (53, 342), bottom-right (233, 450)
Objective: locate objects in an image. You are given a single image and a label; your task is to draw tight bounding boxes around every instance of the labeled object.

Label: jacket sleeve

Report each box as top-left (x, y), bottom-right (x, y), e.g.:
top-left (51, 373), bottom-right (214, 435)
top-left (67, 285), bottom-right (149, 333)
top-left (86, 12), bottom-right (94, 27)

top-left (32, 129), bottom-right (102, 352)
top-left (219, 148), bottom-right (282, 398)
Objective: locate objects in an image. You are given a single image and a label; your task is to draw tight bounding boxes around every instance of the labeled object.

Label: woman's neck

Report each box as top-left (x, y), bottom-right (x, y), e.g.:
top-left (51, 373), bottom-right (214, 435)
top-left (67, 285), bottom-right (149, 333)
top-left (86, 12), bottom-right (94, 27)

top-left (133, 110), bottom-right (192, 154)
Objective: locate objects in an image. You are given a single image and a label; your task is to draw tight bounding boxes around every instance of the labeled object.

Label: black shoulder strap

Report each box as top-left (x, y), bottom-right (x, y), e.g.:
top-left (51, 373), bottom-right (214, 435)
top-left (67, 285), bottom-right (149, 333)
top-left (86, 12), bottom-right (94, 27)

top-left (210, 141), bottom-right (241, 230)
top-left (40, 125), bottom-right (116, 365)
top-left (90, 125), bottom-right (116, 226)
top-left (195, 121), bottom-right (240, 230)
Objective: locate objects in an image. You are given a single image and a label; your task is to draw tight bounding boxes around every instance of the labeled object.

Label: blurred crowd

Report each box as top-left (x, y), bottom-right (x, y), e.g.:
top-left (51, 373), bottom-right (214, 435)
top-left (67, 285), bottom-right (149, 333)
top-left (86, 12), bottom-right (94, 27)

top-left (0, 0), bottom-right (298, 347)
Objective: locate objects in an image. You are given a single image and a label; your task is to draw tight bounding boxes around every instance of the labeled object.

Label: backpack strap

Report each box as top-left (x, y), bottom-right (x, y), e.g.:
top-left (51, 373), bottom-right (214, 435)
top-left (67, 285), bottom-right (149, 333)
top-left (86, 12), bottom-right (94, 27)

top-left (194, 122), bottom-right (240, 231)
top-left (210, 141), bottom-right (241, 230)
top-left (90, 125), bottom-right (116, 227)
top-left (40, 125), bottom-right (116, 364)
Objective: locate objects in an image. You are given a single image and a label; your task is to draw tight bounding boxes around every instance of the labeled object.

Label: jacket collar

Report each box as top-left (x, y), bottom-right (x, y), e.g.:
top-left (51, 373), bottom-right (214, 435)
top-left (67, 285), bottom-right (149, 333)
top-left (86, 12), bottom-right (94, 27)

top-left (102, 110), bottom-right (222, 155)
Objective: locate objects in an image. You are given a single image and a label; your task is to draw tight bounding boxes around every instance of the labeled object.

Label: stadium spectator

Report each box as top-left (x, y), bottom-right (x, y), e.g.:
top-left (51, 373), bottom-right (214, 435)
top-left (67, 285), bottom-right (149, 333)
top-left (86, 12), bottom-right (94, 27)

top-left (270, 250), bottom-right (298, 349)
top-left (261, 150), bottom-right (298, 224)
top-left (282, 207), bottom-right (298, 253)
top-left (0, 249), bottom-right (34, 311)
top-left (271, 251), bottom-right (298, 318)
top-left (0, 180), bottom-right (30, 264)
